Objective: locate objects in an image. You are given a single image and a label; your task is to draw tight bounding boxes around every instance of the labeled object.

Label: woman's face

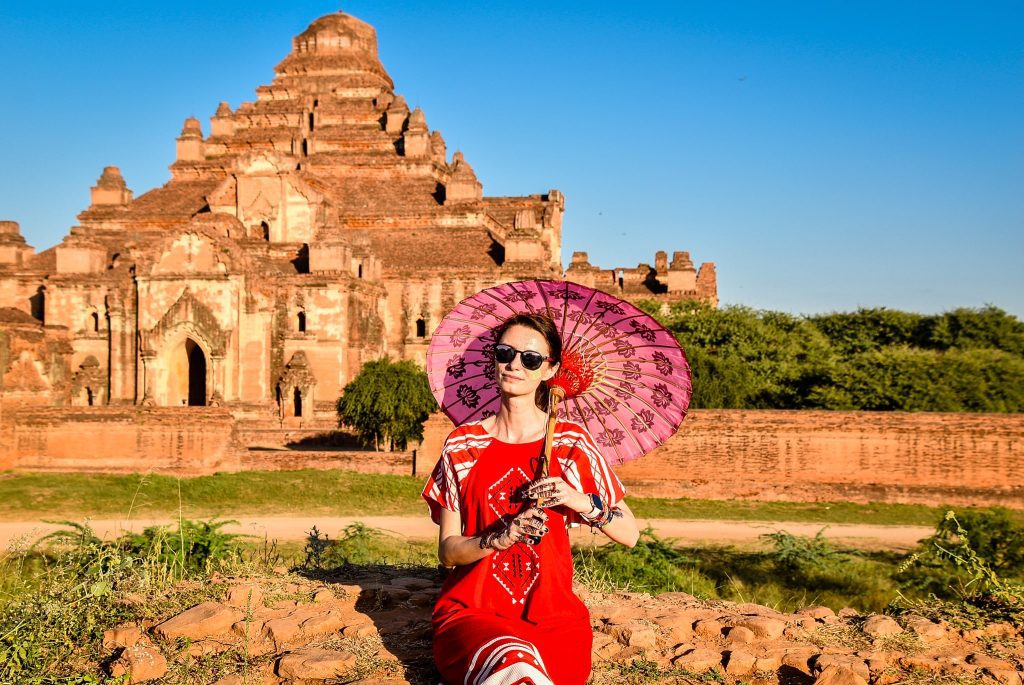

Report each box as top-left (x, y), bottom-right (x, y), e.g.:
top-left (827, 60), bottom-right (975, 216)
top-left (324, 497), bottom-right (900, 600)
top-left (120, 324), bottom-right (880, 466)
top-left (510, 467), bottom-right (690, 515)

top-left (496, 324), bottom-right (558, 399)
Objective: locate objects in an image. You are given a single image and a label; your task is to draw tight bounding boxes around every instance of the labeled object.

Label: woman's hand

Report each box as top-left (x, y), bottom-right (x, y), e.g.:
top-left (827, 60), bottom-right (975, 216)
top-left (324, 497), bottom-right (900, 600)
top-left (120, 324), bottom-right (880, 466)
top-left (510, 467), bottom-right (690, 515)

top-left (492, 506), bottom-right (549, 550)
top-left (524, 477), bottom-right (591, 514)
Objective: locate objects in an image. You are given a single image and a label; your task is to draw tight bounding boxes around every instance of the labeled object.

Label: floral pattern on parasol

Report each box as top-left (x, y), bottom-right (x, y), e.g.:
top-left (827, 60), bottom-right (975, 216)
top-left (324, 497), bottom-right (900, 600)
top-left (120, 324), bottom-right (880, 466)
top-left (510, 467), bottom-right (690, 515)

top-left (426, 280), bottom-right (692, 465)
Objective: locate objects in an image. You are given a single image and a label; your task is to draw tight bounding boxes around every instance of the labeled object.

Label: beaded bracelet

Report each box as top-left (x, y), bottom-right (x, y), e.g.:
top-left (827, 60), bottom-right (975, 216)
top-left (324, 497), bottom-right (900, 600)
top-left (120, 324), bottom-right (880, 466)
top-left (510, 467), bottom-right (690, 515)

top-left (591, 506), bottom-right (623, 530)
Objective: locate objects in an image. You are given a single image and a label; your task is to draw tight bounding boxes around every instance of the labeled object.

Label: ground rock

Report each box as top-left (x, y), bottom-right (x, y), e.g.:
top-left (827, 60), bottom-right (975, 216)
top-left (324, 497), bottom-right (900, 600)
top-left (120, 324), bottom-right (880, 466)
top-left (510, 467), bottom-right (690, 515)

top-left (390, 576), bottom-right (435, 591)
top-left (311, 588), bottom-right (335, 603)
top-left (109, 643), bottom-right (169, 684)
top-left (754, 652), bottom-right (783, 671)
top-left (814, 654), bottom-right (869, 681)
top-left (968, 653), bottom-right (1017, 670)
top-left (300, 609), bottom-right (348, 635)
top-left (225, 584), bottom-right (264, 608)
top-left (725, 626), bottom-right (755, 644)
top-left (782, 648), bottom-right (819, 675)
top-left (898, 654), bottom-right (945, 672)
top-left (672, 648), bottom-right (722, 672)
top-left (724, 649), bottom-right (757, 675)
top-left (732, 616), bottom-right (787, 640)
top-left (862, 615), bottom-right (903, 637)
top-left (907, 618), bottom-right (948, 643)
top-left (694, 618), bottom-right (725, 639)
top-left (276, 648), bottom-right (358, 680)
top-left (382, 586), bottom-right (411, 602)
top-left (984, 670), bottom-right (1023, 685)
top-left (622, 625), bottom-right (658, 649)
top-left (814, 664), bottom-right (868, 685)
top-left (103, 625), bottom-right (143, 650)
top-left (650, 613), bottom-right (694, 642)
top-left (342, 621), bottom-right (378, 638)
top-left (592, 632), bottom-right (620, 661)
top-left (798, 606), bottom-right (836, 620)
top-left (263, 608), bottom-right (322, 646)
top-left (154, 602), bottom-right (242, 641)
top-left (984, 622), bottom-right (1018, 639)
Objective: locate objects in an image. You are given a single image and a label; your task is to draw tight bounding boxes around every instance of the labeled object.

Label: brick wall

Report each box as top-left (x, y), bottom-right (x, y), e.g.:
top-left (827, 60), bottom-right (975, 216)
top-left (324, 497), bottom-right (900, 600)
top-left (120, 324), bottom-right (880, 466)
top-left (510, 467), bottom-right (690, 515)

top-left (613, 410), bottom-right (1023, 507)
top-left (0, 406), bottom-right (243, 473)
top-left (420, 410), bottom-right (1023, 508)
top-left (2, 408), bottom-right (1020, 508)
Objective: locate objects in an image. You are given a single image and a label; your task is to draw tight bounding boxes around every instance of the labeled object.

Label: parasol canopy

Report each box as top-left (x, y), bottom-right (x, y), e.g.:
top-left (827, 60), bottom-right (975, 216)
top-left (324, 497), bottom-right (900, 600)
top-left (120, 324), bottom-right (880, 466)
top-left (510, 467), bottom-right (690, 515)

top-left (426, 279), bottom-right (692, 465)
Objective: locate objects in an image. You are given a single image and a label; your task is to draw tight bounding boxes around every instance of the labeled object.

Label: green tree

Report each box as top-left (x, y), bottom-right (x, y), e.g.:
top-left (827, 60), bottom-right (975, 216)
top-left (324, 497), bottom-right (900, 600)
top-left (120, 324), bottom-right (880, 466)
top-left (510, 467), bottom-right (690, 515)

top-left (336, 358), bottom-right (437, 450)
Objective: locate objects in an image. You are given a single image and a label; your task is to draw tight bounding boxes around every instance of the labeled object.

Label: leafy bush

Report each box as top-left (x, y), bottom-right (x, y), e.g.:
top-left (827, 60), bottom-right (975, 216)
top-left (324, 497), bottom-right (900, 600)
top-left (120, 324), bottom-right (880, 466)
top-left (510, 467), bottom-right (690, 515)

top-left (897, 509), bottom-right (1024, 625)
top-left (761, 528), bottom-right (840, 573)
top-left (573, 528), bottom-right (718, 597)
top-left (336, 358), bottom-right (437, 450)
top-left (305, 522), bottom-right (436, 571)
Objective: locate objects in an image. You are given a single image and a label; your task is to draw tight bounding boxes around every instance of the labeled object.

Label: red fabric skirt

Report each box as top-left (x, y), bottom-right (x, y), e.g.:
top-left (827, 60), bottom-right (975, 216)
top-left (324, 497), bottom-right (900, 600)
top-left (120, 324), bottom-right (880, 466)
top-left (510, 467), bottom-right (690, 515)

top-left (433, 609), bottom-right (592, 685)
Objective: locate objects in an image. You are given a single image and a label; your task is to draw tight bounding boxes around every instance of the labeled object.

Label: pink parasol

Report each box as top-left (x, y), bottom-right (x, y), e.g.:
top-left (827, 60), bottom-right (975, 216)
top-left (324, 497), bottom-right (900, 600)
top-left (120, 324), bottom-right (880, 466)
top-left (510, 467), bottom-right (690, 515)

top-left (426, 279), bottom-right (692, 466)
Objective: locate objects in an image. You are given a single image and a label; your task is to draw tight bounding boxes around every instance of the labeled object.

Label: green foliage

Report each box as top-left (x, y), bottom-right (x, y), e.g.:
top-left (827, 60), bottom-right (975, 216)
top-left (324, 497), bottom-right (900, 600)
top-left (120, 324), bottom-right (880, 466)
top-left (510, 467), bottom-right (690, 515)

top-left (897, 509), bottom-right (1024, 625)
top-left (573, 528), bottom-right (718, 597)
top-left (0, 519), bottom-right (241, 683)
top-left (336, 358), bottom-right (437, 450)
top-left (761, 528), bottom-right (840, 572)
top-left (637, 300), bottom-right (1024, 412)
top-left (318, 522), bottom-right (436, 568)
top-left (116, 518), bottom-right (244, 577)
top-left (297, 522), bottom-right (436, 574)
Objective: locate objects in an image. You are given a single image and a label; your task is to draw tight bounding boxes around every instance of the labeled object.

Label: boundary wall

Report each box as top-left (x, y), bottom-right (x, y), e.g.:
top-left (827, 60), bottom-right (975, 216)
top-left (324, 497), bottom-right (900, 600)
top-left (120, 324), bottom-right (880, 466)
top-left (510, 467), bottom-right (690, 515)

top-left (2, 407), bottom-right (1021, 507)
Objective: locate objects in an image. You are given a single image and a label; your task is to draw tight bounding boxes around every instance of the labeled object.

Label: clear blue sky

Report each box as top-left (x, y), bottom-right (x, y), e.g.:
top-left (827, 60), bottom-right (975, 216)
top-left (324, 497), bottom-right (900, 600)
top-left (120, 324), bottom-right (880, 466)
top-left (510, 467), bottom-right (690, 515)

top-left (1, 1), bottom-right (1021, 317)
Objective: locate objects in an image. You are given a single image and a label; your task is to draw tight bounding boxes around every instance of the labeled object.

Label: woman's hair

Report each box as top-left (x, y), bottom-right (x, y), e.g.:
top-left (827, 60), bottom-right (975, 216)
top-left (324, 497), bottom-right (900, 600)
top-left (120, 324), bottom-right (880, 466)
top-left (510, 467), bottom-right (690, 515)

top-left (492, 313), bottom-right (562, 411)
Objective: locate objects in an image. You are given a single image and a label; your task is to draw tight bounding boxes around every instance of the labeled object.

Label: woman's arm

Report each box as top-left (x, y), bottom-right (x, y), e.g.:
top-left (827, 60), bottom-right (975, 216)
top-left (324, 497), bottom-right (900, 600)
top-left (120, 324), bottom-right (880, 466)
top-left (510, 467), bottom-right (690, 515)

top-left (437, 506), bottom-right (549, 567)
top-left (597, 499), bottom-right (640, 547)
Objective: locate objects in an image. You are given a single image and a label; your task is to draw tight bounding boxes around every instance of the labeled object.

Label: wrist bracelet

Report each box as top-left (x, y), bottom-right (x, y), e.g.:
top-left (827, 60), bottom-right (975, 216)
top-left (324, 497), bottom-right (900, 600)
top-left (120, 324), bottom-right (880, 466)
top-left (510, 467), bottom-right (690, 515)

top-left (478, 531), bottom-right (494, 550)
top-left (580, 493), bottom-right (605, 523)
top-left (592, 506), bottom-right (623, 530)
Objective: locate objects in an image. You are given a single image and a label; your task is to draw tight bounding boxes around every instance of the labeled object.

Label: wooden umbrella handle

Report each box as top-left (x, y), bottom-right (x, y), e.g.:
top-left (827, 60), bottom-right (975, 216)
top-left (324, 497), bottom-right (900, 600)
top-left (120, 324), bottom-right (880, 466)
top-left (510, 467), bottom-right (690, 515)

top-left (540, 386), bottom-right (565, 479)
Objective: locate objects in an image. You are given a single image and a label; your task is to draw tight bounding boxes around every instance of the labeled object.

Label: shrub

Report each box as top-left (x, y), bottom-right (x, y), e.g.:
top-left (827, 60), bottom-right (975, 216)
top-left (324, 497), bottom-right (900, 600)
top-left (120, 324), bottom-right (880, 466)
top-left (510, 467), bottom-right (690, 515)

top-left (897, 510), bottom-right (1024, 626)
top-left (573, 528), bottom-right (718, 597)
top-left (336, 358), bottom-right (437, 450)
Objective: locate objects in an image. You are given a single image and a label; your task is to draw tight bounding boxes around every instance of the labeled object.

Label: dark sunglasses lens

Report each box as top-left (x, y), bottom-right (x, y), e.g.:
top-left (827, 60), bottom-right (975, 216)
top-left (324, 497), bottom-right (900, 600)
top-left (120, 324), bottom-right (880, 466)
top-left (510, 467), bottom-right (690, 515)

top-left (494, 344), bottom-right (515, 363)
top-left (520, 352), bottom-right (545, 370)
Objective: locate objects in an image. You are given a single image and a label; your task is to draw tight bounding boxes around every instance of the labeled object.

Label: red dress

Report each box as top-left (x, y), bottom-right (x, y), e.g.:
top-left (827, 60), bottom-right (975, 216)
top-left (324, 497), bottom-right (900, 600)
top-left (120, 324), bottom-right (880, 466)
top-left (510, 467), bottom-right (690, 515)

top-left (422, 421), bottom-right (626, 685)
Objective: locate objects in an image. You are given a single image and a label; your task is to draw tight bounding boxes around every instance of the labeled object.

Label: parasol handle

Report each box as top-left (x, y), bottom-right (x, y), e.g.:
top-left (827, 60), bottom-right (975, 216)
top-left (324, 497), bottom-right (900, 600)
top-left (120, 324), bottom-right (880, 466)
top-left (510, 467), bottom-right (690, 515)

top-left (540, 385), bottom-right (566, 479)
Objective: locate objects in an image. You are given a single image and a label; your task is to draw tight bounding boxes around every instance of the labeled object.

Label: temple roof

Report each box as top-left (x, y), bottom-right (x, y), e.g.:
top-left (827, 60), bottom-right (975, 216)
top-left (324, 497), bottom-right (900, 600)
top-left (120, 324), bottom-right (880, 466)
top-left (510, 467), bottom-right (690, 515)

top-left (273, 12), bottom-right (394, 91)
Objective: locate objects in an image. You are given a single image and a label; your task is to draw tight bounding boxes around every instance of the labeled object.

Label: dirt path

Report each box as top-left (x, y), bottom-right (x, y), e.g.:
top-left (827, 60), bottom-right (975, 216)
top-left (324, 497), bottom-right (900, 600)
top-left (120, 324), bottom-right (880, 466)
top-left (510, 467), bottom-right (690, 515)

top-left (0, 516), bottom-right (931, 552)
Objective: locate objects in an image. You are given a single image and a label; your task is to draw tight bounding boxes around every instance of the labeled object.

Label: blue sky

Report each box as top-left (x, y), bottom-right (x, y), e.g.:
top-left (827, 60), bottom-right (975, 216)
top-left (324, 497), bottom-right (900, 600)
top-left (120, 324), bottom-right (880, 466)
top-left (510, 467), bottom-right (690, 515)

top-left (1, 1), bottom-right (1021, 316)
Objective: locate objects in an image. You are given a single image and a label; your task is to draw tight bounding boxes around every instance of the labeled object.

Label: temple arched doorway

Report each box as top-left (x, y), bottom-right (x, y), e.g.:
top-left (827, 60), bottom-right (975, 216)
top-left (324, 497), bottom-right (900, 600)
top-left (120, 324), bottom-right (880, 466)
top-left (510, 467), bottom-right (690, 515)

top-left (186, 339), bottom-right (207, 406)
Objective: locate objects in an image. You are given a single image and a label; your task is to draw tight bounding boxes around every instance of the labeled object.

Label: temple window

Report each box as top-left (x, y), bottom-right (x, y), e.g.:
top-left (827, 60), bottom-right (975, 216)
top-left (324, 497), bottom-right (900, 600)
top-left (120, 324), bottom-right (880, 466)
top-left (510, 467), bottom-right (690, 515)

top-left (357, 263), bottom-right (363, 279)
top-left (416, 318), bottom-right (426, 338)
top-left (297, 311), bottom-right (306, 333)
top-left (261, 221), bottom-right (270, 241)
top-left (86, 388), bottom-right (94, 406)
top-left (293, 388), bottom-right (303, 417)
top-left (309, 112), bottom-right (315, 131)
top-left (90, 312), bottom-right (99, 332)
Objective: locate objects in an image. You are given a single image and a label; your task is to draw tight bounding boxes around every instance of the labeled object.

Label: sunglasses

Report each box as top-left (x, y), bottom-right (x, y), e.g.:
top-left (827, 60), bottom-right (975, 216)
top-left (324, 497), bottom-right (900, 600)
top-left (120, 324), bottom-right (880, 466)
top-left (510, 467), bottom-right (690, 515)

top-left (493, 343), bottom-right (554, 371)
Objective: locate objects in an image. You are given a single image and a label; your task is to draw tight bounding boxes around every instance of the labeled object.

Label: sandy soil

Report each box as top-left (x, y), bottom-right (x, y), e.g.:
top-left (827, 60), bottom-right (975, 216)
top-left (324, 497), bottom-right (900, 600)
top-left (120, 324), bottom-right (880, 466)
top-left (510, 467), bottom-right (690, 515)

top-left (0, 516), bottom-right (932, 552)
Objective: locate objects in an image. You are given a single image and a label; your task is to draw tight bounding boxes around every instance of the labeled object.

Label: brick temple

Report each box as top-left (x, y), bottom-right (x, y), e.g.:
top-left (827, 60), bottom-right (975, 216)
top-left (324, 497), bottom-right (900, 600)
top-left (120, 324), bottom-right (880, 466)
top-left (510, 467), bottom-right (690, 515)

top-left (0, 12), bottom-right (715, 430)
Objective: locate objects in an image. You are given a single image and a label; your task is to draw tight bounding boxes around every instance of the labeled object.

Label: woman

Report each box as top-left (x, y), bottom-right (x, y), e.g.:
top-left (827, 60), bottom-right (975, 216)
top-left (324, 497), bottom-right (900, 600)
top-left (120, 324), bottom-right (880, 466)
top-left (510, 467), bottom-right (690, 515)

top-left (423, 313), bottom-right (640, 685)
